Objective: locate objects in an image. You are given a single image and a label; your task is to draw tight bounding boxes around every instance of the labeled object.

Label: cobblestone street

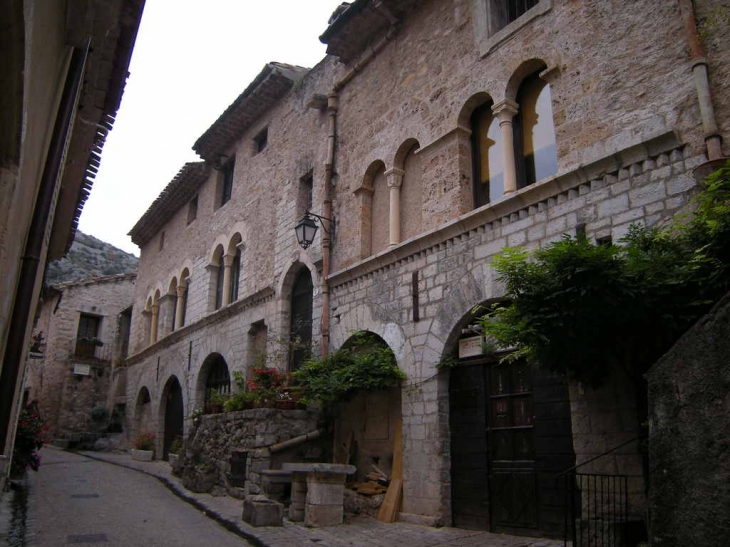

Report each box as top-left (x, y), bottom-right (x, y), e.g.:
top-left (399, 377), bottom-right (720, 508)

top-left (2, 446), bottom-right (564, 547)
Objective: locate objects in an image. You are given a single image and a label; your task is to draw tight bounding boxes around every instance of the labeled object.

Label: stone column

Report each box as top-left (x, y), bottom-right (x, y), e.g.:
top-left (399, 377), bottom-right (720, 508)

top-left (174, 285), bottom-right (186, 330)
top-left (150, 304), bottom-right (159, 345)
top-left (289, 471), bottom-right (307, 522)
top-left (222, 253), bottom-right (234, 307)
top-left (492, 99), bottom-right (519, 196)
top-left (385, 167), bottom-right (405, 246)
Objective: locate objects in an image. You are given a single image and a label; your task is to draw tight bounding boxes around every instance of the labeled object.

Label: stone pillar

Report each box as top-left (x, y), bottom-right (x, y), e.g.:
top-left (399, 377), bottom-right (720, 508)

top-left (385, 168), bottom-right (404, 246)
top-left (289, 471), bottom-right (307, 522)
top-left (304, 472), bottom-right (348, 527)
top-left (492, 99), bottom-right (519, 196)
top-left (174, 285), bottom-right (186, 330)
top-left (222, 253), bottom-right (234, 307)
top-left (150, 304), bottom-right (159, 345)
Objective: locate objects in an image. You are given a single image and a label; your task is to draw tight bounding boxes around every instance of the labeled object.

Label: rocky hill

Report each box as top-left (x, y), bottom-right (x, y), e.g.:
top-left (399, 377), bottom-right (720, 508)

top-left (46, 231), bottom-right (138, 285)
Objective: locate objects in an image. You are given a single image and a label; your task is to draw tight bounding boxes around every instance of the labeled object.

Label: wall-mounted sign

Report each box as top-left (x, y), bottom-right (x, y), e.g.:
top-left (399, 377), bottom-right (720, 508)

top-left (458, 335), bottom-right (484, 359)
top-left (73, 363), bottom-right (91, 376)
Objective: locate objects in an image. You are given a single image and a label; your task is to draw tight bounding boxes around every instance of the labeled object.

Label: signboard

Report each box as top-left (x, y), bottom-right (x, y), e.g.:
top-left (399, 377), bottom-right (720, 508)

top-left (458, 335), bottom-right (484, 359)
top-left (73, 363), bottom-right (91, 376)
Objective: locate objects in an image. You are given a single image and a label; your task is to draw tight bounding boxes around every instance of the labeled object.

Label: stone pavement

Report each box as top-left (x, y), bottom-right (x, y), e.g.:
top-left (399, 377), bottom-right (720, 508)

top-left (38, 447), bottom-right (563, 547)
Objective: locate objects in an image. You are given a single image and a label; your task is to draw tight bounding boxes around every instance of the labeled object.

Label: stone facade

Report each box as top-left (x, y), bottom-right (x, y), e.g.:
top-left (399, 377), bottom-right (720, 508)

top-left (24, 274), bottom-right (136, 439)
top-left (124, 0), bottom-right (729, 537)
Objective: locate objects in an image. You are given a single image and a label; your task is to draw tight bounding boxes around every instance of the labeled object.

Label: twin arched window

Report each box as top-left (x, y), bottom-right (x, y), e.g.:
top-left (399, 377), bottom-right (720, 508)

top-left (472, 69), bottom-right (557, 207)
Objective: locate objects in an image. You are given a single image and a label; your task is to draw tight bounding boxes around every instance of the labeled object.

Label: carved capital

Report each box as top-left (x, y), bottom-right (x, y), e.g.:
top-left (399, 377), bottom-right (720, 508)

top-left (385, 167), bottom-right (405, 189)
top-left (492, 99), bottom-right (519, 123)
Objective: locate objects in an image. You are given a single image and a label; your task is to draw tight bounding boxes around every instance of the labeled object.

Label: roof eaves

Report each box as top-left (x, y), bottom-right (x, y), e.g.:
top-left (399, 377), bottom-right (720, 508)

top-left (192, 62), bottom-right (310, 161)
top-left (129, 162), bottom-right (210, 246)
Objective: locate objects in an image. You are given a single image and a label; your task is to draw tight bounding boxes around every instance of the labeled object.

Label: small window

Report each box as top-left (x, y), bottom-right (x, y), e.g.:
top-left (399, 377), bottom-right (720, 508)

top-left (215, 263), bottom-right (225, 310)
top-left (493, 0), bottom-right (539, 30)
top-left (253, 127), bottom-right (268, 154)
top-left (471, 101), bottom-right (503, 208)
top-left (298, 171), bottom-right (313, 215)
top-left (230, 247), bottom-right (241, 303)
top-left (596, 235), bottom-right (613, 247)
top-left (159, 231), bottom-right (165, 251)
top-left (220, 157), bottom-right (235, 207)
top-left (187, 195), bottom-right (198, 224)
top-left (474, 0), bottom-right (551, 57)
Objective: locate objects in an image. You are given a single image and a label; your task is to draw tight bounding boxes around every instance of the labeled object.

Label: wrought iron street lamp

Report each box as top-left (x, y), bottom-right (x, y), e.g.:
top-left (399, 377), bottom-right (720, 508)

top-left (295, 211), bottom-right (333, 249)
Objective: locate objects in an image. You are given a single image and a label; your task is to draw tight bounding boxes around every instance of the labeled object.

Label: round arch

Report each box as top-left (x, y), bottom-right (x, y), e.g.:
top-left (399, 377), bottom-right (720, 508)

top-left (195, 353), bottom-right (231, 411)
top-left (159, 375), bottom-right (184, 460)
top-left (133, 386), bottom-right (152, 440)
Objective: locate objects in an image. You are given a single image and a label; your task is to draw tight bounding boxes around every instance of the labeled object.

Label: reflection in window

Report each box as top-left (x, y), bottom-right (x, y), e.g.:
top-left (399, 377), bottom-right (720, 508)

top-left (514, 72), bottom-right (557, 188)
top-left (471, 102), bottom-right (504, 208)
top-left (230, 248), bottom-right (241, 303)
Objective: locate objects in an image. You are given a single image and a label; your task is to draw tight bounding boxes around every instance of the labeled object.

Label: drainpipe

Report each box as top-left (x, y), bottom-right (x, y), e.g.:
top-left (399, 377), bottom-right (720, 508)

top-left (0, 43), bottom-right (89, 455)
top-left (679, 0), bottom-right (723, 160)
top-left (317, 17), bottom-right (399, 358)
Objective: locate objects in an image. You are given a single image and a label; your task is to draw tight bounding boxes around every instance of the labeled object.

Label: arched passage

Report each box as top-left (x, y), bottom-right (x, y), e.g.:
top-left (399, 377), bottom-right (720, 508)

top-left (445, 303), bottom-right (574, 536)
top-left (134, 386), bottom-right (152, 440)
top-left (160, 376), bottom-right (184, 460)
top-left (333, 332), bottom-right (403, 483)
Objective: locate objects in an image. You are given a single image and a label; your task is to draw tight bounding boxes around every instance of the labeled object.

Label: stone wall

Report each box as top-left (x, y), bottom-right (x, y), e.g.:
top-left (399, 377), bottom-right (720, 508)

top-left (184, 408), bottom-right (322, 495)
top-left (646, 293), bottom-right (730, 546)
top-left (123, 0), bottom-right (729, 531)
top-left (25, 274), bottom-right (136, 437)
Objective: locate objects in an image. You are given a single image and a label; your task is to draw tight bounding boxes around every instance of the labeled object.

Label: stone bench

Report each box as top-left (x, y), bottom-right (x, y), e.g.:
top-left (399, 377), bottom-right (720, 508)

top-left (242, 495), bottom-right (284, 527)
top-left (260, 469), bottom-right (292, 503)
top-left (282, 463), bottom-right (356, 527)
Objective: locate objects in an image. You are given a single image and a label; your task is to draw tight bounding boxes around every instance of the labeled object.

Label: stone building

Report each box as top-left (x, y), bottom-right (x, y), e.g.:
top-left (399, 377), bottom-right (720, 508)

top-left (24, 274), bottom-right (136, 442)
top-left (0, 0), bottom-right (144, 483)
top-left (124, 0), bottom-right (729, 539)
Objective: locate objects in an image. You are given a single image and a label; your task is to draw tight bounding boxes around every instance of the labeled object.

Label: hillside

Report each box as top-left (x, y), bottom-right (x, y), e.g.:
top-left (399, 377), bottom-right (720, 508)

top-left (46, 232), bottom-right (138, 285)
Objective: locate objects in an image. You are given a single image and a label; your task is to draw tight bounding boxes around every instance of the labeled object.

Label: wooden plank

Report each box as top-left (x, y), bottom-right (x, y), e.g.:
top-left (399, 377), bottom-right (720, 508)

top-left (377, 478), bottom-right (402, 522)
top-left (377, 415), bottom-right (403, 522)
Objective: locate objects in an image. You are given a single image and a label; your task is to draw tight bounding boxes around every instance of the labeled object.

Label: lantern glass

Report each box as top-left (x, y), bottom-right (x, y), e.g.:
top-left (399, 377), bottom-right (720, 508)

top-left (295, 215), bottom-right (319, 249)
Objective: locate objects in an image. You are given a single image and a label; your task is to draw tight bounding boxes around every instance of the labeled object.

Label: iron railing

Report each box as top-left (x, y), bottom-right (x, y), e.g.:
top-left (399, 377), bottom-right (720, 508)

top-left (559, 436), bottom-right (643, 547)
top-left (69, 338), bottom-right (112, 364)
top-left (563, 472), bottom-right (628, 547)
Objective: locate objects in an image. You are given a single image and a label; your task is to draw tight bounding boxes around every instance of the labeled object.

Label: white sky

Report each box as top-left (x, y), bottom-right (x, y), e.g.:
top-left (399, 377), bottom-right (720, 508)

top-left (78, 0), bottom-right (344, 256)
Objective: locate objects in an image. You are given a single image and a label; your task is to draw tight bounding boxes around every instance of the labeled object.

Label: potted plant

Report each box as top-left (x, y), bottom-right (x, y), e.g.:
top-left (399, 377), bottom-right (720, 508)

top-left (207, 389), bottom-right (229, 414)
top-left (168, 435), bottom-right (183, 468)
top-left (131, 433), bottom-right (155, 461)
top-left (246, 366), bottom-right (291, 408)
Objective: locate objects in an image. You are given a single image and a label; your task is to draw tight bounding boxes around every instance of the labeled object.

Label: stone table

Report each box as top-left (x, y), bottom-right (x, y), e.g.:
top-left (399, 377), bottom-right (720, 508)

top-left (282, 462), bottom-right (356, 527)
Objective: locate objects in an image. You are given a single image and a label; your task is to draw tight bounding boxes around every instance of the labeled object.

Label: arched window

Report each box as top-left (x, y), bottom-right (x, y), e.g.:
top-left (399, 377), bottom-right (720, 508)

top-left (514, 71), bottom-right (557, 188)
top-left (210, 246), bottom-right (224, 311)
top-left (290, 268), bottom-right (313, 371)
top-left (399, 141), bottom-right (422, 242)
top-left (229, 247), bottom-right (241, 303)
top-left (471, 101), bottom-right (504, 207)
top-left (204, 355), bottom-right (231, 407)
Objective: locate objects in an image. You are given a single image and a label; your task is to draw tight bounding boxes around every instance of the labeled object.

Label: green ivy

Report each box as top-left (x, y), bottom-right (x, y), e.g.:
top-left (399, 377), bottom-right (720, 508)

top-left (293, 331), bottom-right (405, 406)
top-left (478, 161), bottom-right (730, 386)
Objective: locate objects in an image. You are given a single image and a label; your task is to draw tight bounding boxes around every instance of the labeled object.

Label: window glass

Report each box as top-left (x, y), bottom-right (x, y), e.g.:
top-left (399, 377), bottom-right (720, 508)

top-left (516, 73), bottom-right (557, 187)
top-left (472, 102), bottom-right (504, 207)
top-left (215, 262), bottom-right (224, 309)
top-left (230, 248), bottom-right (241, 303)
top-left (221, 158), bottom-right (234, 206)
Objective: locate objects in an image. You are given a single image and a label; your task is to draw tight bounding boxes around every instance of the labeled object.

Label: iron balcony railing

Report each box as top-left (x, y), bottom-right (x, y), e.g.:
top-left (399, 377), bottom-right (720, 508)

top-left (69, 337), bottom-right (112, 364)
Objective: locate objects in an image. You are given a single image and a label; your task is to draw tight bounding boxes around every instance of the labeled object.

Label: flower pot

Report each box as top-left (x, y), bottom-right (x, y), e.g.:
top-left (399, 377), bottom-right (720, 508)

top-left (131, 448), bottom-right (154, 462)
top-left (275, 401), bottom-right (297, 410)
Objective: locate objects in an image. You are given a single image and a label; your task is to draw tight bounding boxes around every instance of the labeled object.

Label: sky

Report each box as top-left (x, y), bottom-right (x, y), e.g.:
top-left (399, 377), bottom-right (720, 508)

top-left (78, 0), bottom-right (344, 256)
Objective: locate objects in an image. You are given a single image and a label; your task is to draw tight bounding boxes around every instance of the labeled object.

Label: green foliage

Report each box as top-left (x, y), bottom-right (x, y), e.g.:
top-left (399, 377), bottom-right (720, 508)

top-left (12, 403), bottom-right (48, 476)
top-left (169, 436), bottom-right (183, 455)
top-left (208, 389), bottom-right (230, 407)
top-left (479, 162), bottom-right (730, 386)
top-left (293, 331), bottom-right (405, 406)
top-left (223, 391), bottom-right (258, 412)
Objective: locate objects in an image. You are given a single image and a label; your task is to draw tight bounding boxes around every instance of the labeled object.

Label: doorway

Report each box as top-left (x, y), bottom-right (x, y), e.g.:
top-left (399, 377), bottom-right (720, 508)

top-left (163, 377), bottom-right (184, 460)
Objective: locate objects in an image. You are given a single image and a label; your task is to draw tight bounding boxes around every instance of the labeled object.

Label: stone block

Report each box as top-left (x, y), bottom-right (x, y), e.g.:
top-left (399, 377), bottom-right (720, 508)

top-left (242, 495), bottom-right (284, 527)
top-left (304, 504), bottom-right (343, 527)
top-left (305, 481), bottom-right (345, 505)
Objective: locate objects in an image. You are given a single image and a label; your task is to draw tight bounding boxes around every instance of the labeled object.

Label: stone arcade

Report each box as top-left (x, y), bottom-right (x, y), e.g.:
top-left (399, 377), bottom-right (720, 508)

top-left (123, 0), bottom-right (729, 540)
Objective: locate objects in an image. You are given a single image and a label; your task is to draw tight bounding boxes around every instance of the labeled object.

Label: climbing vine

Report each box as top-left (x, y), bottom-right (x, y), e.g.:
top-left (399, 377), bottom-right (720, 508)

top-left (478, 161), bottom-right (730, 386)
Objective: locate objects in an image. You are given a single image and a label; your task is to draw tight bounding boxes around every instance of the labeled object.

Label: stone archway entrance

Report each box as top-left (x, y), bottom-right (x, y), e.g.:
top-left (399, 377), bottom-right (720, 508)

top-left (448, 316), bottom-right (575, 538)
top-left (162, 376), bottom-right (184, 460)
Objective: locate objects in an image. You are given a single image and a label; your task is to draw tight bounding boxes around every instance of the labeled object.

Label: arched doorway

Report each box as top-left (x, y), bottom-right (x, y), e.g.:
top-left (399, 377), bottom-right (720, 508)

top-left (197, 353), bottom-right (231, 411)
top-left (446, 307), bottom-right (574, 537)
top-left (289, 268), bottom-right (313, 370)
top-left (161, 376), bottom-right (184, 460)
top-left (134, 387), bottom-right (152, 439)
top-left (333, 332), bottom-right (402, 482)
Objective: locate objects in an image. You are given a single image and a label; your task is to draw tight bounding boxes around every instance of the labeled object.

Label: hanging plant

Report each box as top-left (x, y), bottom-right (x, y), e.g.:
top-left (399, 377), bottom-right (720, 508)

top-left (293, 331), bottom-right (405, 406)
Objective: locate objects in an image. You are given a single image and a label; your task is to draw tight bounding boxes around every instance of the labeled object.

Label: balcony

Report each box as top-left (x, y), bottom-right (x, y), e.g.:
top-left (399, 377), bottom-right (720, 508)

top-left (69, 338), bottom-right (112, 365)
